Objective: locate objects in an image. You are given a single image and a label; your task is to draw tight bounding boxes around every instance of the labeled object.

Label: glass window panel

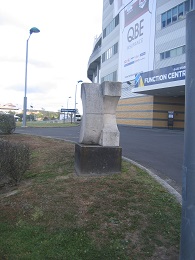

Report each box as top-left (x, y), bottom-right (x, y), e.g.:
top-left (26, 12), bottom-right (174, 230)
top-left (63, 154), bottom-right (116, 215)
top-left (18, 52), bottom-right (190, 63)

top-left (167, 10), bottom-right (172, 25)
top-left (165, 51), bottom-right (170, 58)
top-left (162, 12), bottom-right (167, 27)
top-left (172, 7), bottom-right (178, 22)
top-left (182, 45), bottom-right (186, 53)
top-left (176, 47), bottom-right (182, 56)
top-left (160, 53), bottom-right (164, 60)
top-left (170, 49), bottom-right (177, 57)
top-left (103, 28), bottom-right (106, 38)
top-left (108, 49), bottom-right (111, 59)
top-left (102, 53), bottom-right (105, 63)
top-left (115, 14), bottom-right (119, 26)
top-left (185, 0), bottom-right (190, 13)
top-left (107, 50), bottom-right (109, 59)
top-left (191, 0), bottom-right (194, 10)
top-left (178, 3), bottom-right (184, 19)
top-left (110, 48), bottom-right (112, 58)
top-left (114, 42), bottom-right (118, 54)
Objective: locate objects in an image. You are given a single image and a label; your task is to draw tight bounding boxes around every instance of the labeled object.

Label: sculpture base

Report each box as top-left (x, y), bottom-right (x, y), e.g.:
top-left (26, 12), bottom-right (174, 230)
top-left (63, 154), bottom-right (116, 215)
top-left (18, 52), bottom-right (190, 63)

top-left (75, 143), bottom-right (122, 176)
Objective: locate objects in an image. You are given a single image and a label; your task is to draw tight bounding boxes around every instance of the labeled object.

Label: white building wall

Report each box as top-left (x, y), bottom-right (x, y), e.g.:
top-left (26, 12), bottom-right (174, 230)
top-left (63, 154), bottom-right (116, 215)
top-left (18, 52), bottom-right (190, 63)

top-left (101, 0), bottom-right (119, 80)
top-left (154, 0), bottom-right (186, 69)
top-left (92, 0), bottom-right (189, 87)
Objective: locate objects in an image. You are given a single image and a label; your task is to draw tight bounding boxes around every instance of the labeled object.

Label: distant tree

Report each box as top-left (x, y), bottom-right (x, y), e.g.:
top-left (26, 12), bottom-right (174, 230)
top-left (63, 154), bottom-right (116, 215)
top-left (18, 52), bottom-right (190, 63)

top-left (43, 116), bottom-right (49, 121)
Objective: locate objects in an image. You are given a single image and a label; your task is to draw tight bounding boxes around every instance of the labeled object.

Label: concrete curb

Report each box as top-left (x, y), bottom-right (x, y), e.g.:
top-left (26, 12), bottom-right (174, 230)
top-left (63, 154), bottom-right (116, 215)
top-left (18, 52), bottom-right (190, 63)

top-left (122, 156), bottom-right (182, 205)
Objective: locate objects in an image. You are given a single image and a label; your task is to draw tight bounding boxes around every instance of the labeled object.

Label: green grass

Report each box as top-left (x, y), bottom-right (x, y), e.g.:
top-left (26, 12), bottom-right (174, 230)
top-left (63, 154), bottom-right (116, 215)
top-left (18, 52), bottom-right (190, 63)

top-left (0, 135), bottom-right (181, 259)
top-left (16, 121), bottom-right (79, 128)
top-left (0, 222), bottom-right (130, 259)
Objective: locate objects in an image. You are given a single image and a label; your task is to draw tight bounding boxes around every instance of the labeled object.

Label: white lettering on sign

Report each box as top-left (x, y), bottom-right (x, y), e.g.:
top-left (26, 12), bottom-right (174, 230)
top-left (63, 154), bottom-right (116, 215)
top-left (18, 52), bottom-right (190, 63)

top-left (144, 74), bottom-right (167, 84)
top-left (144, 70), bottom-right (185, 84)
top-left (168, 70), bottom-right (185, 79)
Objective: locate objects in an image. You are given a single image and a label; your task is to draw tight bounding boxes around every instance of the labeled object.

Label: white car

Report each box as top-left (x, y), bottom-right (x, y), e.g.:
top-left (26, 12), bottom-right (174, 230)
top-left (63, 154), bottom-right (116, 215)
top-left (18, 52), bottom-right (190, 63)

top-left (75, 114), bottom-right (82, 121)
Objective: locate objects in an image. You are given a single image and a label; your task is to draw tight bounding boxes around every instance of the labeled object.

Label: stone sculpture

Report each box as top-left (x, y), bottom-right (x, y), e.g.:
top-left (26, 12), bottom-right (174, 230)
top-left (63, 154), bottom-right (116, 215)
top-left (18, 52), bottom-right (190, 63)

top-left (79, 81), bottom-right (121, 146)
top-left (75, 81), bottom-right (122, 176)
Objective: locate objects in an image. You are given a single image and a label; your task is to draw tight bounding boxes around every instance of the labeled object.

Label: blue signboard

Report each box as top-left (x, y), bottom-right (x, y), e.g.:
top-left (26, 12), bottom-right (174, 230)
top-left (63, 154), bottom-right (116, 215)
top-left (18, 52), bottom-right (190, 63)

top-left (135, 63), bottom-right (186, 88)
top-left (61, 109), bottom-right (76, 113)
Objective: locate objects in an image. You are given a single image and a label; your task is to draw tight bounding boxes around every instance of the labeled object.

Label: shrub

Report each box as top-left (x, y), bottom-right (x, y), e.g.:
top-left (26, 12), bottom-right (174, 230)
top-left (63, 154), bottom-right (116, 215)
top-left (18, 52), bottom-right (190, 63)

top-left (0, 140), bottom-right (30, 185)
top-left (0, 114), bottom-right (16, 134)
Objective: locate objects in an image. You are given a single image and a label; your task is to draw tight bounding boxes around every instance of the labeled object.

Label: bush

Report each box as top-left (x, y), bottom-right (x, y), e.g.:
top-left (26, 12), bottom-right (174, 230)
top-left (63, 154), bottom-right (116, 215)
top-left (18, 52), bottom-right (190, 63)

top-left (0, 114), bottom-right (16, 134)
top-left (0, 140), bottom-right (30, 185)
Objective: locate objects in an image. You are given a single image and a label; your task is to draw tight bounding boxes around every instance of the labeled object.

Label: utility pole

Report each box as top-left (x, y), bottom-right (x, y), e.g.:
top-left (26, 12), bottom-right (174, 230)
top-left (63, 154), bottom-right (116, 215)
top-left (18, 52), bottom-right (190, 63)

top-left (180, 10), bottom-right (195, 259)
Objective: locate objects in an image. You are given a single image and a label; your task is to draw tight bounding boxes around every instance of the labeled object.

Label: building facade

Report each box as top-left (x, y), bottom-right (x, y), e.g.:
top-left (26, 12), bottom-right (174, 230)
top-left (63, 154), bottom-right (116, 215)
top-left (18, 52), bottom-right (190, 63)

top-left (87, 0), bottom-right (195, 129)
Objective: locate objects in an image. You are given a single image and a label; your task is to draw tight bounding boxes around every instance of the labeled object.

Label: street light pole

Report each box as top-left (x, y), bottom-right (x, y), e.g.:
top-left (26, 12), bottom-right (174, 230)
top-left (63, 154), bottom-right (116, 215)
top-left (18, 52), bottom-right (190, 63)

top-left (67, 96), bottom-right (71, 120)
top-left (22, 27), bottom-right (40, 127)
top-left (74, 80), bottom-right (83, 122)
top-left (180, 10), bottom-right (195, 259)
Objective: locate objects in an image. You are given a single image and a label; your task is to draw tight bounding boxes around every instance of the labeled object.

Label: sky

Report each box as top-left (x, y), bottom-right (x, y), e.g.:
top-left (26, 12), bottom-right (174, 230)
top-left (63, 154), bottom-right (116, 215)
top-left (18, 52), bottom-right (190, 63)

top-left (0, 0), bottom-right (103, 113)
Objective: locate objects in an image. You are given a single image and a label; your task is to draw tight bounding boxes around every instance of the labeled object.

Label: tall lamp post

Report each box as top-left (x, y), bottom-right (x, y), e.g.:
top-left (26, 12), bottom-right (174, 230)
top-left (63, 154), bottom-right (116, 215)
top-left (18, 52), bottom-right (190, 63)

top-left (67, 96), bottom-right (71, 120)
top-left (22, 27), bottom-right (40, 127)
top-left (74, 80), bottom-right (83, 122)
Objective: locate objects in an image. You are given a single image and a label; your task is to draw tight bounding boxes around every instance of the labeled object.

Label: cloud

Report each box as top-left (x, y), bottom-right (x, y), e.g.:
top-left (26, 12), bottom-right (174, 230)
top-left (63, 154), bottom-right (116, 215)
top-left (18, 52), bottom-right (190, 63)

top-left (0, 56), bottom-right (52, 68)
top-left (0, 0), bottom-right (103, 111)
top-left (0, 11), bottom-right (25, 28)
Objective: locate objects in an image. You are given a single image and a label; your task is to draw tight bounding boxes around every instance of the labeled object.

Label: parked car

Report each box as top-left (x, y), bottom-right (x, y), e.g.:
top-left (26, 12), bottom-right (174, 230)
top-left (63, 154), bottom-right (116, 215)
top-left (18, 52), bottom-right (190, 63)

top-left (75, 114), bottom-right (82, 121)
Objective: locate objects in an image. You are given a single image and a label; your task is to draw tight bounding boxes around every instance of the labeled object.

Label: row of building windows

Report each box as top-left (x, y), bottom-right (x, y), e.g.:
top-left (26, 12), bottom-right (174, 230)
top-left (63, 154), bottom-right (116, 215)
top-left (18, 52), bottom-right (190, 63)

top-left (101, 71), bottom-right (117, 82)
top-left (102, 42), bottom-right (118, 63)
top-left (160, 45), bottom-right (185, 60)
top-left (161, 0), bottom-right (194, 28)
top-left (103, 14), bottom-right (119, 39)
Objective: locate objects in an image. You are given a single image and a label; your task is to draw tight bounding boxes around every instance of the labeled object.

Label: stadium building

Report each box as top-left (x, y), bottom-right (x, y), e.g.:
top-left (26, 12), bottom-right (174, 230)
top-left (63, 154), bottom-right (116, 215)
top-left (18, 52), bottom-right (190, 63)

top-left (87, 0), bottom-right (195, 129)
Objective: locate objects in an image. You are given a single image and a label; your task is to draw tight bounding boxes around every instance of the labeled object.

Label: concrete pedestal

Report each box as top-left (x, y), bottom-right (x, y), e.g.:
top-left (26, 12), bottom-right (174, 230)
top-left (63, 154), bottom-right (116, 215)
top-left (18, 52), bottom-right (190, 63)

top-left (75, 143), bottom-right (122, 176)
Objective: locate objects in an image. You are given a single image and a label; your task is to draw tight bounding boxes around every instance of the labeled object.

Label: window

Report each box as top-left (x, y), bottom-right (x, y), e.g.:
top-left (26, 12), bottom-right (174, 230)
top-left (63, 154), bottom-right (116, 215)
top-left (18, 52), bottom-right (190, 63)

top-left (114, 42), bottom-right (118, 54)
top-left (178, 3), bottom-right (184, 19)
top-left (160, 46), bottom-right (186, 60)
top-left (102, 53), bottom-right (105, 62)
top-left (170, 48), bottom-right (177, 58)
top-left (167, 10), bottom-right (172, 25)
top-left (103, 15), bottom-right (119, 38)
top-left (162, 12), bottom-right (167, 28)
top-left (115, 14), bottom-right (119, 26)
top-left (161, 1), bottom-right (194, 28)
top-left (172, 7), bottom-right (178, 22)
top-left (160, 53), bottom-right (164, 60)
top-left (176, 46), bottom-right (183, 56)
top-left (103, 28), bottom-right (106, 38)
top-left (191, 0), bottom-right (194, 9)
top-left (102, 43), bottom-right (118, 63)
top-left (165, 51), bottom-right (170, 59)
top-left (101, 71), bottom-right (117, 82)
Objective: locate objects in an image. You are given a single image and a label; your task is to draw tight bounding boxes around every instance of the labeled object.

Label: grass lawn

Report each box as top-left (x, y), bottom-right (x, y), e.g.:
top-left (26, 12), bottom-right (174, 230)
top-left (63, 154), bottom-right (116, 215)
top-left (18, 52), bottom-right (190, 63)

top-left (0, 134), bottom-right (181, 259)
top-left (16, 121), bottom-right (79, 128)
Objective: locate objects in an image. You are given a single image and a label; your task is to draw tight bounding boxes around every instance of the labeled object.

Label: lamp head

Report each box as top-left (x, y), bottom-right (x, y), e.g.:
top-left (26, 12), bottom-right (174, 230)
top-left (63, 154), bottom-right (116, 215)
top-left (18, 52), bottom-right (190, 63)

top-left (77, 80), bottom-right (83, 83)
top-left (29, 27), bottom-right (40, 35)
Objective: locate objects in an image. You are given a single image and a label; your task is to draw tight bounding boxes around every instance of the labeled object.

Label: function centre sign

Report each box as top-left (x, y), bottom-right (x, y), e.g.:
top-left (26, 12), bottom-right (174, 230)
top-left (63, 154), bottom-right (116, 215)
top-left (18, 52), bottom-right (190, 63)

top-left (134, 63), bottom-right (186, 88)
top-left (132, 63), bottom-right (186, 94)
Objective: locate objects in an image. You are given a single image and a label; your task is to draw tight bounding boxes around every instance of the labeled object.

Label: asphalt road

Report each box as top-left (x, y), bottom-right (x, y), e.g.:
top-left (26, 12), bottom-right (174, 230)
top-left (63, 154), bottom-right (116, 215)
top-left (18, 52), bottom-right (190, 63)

top-left (15, 125), bottom-right (184, 194)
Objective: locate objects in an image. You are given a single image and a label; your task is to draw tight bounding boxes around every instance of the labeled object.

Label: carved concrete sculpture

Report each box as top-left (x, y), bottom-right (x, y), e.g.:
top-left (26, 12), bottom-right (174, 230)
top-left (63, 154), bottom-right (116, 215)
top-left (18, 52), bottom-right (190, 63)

top-left (79, 81), bottom-right (121, 146)
top-left (75, 81), bottom-right (122, 176)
